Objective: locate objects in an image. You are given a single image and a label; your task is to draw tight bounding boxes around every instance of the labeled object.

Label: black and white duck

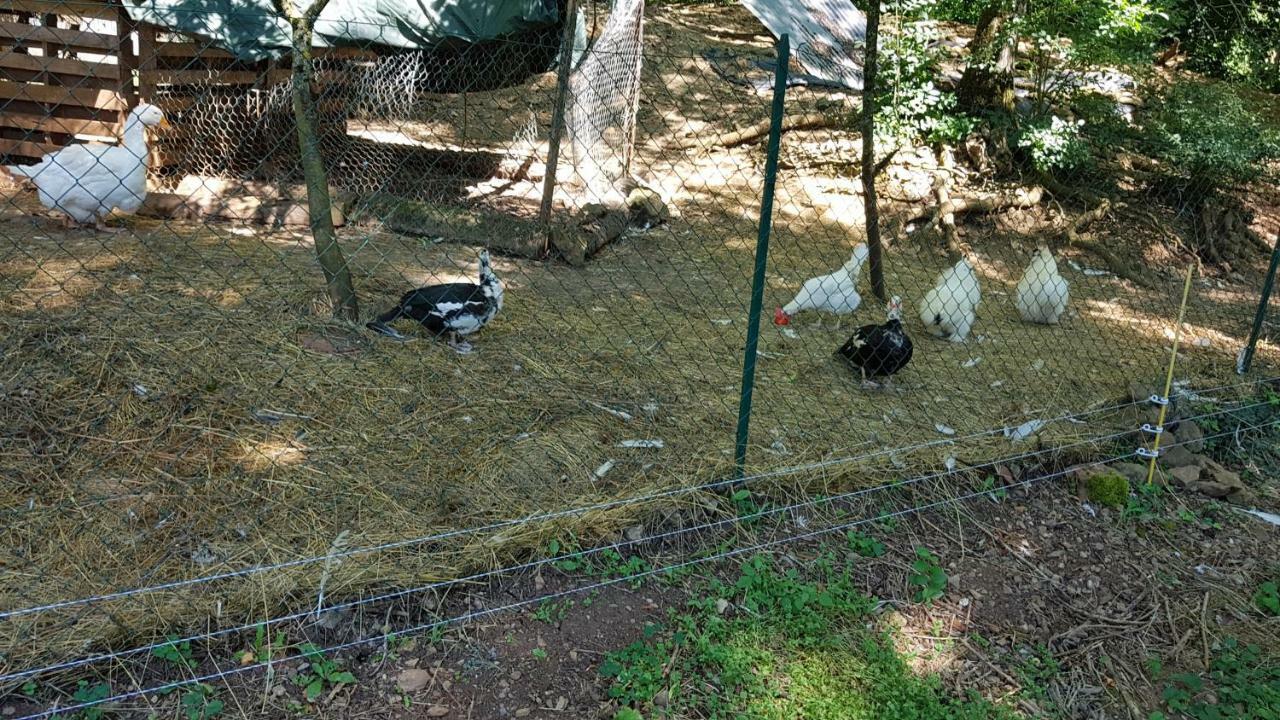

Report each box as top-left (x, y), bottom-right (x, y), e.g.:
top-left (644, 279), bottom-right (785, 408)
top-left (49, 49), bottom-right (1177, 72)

top-left (367, 249), bottom-right (503, 354)
top-left (836, 295), bottom-right (913, 387)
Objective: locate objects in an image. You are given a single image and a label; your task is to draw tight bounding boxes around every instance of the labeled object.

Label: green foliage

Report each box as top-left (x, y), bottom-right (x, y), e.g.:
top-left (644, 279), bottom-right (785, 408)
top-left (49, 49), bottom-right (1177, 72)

top-left (1086, 470), bottom-right (1130, 509)
top-left (294, 643), bottom-right (357, 702)
top-left (152, 635), bottom-right (197, 670)
top-left (1122, 481), bottom-right (1166, 522)
top-left (600, 554), bottom-right (1014, 719)
top-left (249, 624), bottom-right (289, 663)
top-left (614, 710), bottom-right (644, 720)
top-left (1157, 639), bottom-right (1280, 719)
top-left (71, 680), bottom-right (110, 720)
top-left (1256, 580), bottom-right (1280, 617)
top-left (180, 684), bottom-right (225, 720)
top-left (878, 1), bottom-right (975, 145)
top-left (1018, 115), bottom-right (1090, 173)
top-left (1145, 82), bottom-right (1280, 199)
top-left (1167, 0), bottom-right (1280, 91)
top-left (908, 547), bottom-right (947, 603)
top-left (531, 647), bottom-right (549, 660)
top-left (533, 598), bottom-right (573, 624)
top-left (846, 530), bottom-right (886, 558)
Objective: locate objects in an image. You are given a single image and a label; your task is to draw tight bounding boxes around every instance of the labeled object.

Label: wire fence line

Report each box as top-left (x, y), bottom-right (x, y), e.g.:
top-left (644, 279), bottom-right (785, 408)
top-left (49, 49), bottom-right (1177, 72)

top-left (1, 0), bottom-right (1278, 710)
top-left (13, 410), bottom-right (1279, 720)
top-left (1, 383), bottom-right (1275, 694)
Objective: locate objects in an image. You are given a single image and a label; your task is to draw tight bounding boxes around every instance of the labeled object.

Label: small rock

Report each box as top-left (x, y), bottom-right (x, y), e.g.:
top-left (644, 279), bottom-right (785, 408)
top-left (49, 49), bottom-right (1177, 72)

top-left (715, 598), bottom-right (730, 614)
top-left (1178, 421), bottom-right (1205, 453)
top-left (511, 671), bottom-right (522, 681)
top-left (555, 696), bottom-right (569, 711)
top-left (1168, 465), bottom-right (1200, 488)
top-left (1158, 444), bottom-right (1199, 469)
top-left (1111, 462), bottom-right (1149, 487)
top-left (653, 690), bottom-right (670, 707)
top-left (426, 705), bottom-right (450, 717)
top-left (396, 668), bottom-right (432, 693)
top-left (1128, 381), bottom-right (1158, 404)
top-left (624, 525), bottom-right (644, 542)
top-left (515, 709), bottom-right (531, 718)
top-left (626, 187), bottom-right (669, 227)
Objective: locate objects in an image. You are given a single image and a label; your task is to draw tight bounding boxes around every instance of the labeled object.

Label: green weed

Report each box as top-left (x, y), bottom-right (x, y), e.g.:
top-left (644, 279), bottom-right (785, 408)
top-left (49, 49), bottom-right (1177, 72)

top-left (846, 530), bottom-right (886, 558)
top-left (1255, 580), bottom-right (1280, 616)
top-left (152, 635), bottom-right (197, 670)
top-left (294, 643), bottom-right (357, 702)
top-left (908, 548), bottom-right (947, 604)
top-left (70, 680), bottom-right (110, 720)
top-left (1156, 638), bottom-right (1280, 719)
top-left (179, 684), bottom-right (224, 720)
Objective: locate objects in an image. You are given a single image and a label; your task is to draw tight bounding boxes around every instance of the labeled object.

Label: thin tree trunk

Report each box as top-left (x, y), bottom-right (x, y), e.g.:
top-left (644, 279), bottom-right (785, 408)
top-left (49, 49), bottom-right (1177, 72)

top-left (861, 1), bottom-right (886, 302)
top-left (957, 1), bottom-right (1017, 114)
top-left (277, 0), bottom-right (358, 321)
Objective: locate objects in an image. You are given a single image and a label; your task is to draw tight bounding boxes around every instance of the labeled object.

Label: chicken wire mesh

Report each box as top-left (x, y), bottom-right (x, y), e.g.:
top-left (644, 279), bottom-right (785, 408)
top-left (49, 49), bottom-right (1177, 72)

top-left (0, 0), bottom-right (1278, 712)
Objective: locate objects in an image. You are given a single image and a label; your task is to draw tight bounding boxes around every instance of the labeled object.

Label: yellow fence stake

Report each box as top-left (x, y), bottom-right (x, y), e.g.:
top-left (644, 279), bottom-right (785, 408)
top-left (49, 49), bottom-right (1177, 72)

top-left (1145, 265), bottom-right (1196, 486)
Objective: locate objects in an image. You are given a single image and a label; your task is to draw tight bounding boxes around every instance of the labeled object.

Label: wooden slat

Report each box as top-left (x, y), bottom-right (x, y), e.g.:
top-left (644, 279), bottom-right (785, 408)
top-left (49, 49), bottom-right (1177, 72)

top-left (153, 42), bottom-right (234, 60)
top-left (141, 69), bottom-right (266, 85)
top-left (0, 80), bottom-right (127, 110)
top-left (115, 4), bottom-right (135, 109)
top-left (3, 1), bottom-right (118, 22)
top-left (0, 20), bottom-right (117, 50)
top-left (0, 136), bottom-right (64, 158)
top-left (0, 51), bottom-right (120, 80)
top-left (0, 110), bottom-right (118, 137)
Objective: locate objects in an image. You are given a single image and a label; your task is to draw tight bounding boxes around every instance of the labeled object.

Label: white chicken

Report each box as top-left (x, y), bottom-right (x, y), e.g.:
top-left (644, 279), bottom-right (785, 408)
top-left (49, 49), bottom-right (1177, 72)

top-left (774, 243), bottom-right (870, 326)
top-left (3, 103), bottom-right (169, 231)
top-left (1015, 245), bottom-right (1069, 324)
top-left (918, 257), bottom-right (981, 342)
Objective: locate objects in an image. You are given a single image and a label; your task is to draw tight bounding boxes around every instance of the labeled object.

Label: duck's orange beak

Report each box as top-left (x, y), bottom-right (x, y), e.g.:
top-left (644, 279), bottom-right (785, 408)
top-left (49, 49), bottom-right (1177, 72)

top-left (158, 117), bottom-right (172, 130)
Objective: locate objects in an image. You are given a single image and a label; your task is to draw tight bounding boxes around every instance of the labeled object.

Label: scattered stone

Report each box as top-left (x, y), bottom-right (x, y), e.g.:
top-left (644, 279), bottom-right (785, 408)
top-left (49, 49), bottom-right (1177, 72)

top-left (1193, 459), bottom-right (1248, 500)
top-left (624, 525), bottom-right (644, 542)
top-left (510, 671), bottom-right (522, 681)
top-left (1168, 465), bottom-right (1200, 488)
top-left (555, 696), bottom-right (569, 711)
top-left (1158, 443), bottom-right (1199, 469)
top-left (1178, 421), bottom-right (1205, 453)
top-left (1111, 462), bottom-right (1149, 488)
top-left (396, 668), bottom-right (432, 693)
top-left (653, 690), bottom-right (670, 707)
top-left (715, 598), bottom-right (730, 614)
top-left (426, 705), bottom-right (450, 717)
top-left (515, 709), bottom-right (531, 718)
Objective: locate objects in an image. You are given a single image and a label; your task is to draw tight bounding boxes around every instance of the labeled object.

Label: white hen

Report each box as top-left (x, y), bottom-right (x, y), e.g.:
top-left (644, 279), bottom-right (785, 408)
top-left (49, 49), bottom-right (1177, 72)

top-left (919, 258), bottom-right (981, 342)
top-left (774, 244), bottom-right (870, 325)
top-left (1015, 246), bottom-right (1069, 324)
top-left (4, 103), bottom-right (168, 231)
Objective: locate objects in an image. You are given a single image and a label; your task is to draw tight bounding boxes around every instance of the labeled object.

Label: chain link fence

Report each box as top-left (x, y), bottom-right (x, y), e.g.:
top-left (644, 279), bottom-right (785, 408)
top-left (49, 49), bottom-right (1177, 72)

top-left (1, 0), bottom-right (1278, 714)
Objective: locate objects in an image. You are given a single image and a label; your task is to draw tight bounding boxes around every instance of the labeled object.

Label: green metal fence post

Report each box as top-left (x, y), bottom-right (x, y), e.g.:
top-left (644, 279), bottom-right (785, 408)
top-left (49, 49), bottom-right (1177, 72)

top-left (734, 33), bottom-right (790, 478)
top-left (1240, 230), bottom-right (1280, 374)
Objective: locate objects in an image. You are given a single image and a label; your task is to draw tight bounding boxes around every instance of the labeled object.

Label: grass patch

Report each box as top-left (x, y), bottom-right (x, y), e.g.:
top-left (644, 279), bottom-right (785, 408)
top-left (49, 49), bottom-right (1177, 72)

top-left (601, 554), bottom-right (1019, 719)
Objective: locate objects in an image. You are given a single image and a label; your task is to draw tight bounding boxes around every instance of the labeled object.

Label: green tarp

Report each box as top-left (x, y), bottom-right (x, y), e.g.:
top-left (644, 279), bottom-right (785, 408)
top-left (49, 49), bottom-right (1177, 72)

top-left (123, 0), bottom-right (566, 61)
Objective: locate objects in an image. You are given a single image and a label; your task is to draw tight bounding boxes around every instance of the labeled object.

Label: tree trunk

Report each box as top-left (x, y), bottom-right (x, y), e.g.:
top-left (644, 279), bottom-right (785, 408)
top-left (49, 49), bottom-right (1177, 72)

top-left (861, 1), bottom-right (886, 303)
top-left (957, 1), bottom-right (1017, 114)
top-left (278, 0), bottom-right (358, 321)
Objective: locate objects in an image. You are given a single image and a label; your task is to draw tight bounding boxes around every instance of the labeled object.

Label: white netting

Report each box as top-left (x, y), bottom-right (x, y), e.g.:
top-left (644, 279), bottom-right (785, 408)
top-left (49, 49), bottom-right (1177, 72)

top-left (566, 0), bottom-right (646, 204)
top-left (153, 0), bottom-right (645, 210)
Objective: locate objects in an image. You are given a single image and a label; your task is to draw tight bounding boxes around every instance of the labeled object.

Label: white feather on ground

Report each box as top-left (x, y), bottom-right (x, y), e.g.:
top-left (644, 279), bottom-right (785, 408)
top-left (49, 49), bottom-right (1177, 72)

top-left (919, 258), bottom-right (981, 342)
top-left (1015, 246), bottom-right (1069, 324)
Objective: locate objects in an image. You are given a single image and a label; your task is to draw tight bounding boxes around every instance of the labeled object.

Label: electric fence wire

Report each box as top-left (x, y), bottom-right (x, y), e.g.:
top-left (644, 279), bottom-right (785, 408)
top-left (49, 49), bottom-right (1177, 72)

top-left (18, 413), bottom-right (1276, 720)
top-left (5, 373), bottom-right (1273, 624)
top-left (7, 392), bottom-right (1276, 713)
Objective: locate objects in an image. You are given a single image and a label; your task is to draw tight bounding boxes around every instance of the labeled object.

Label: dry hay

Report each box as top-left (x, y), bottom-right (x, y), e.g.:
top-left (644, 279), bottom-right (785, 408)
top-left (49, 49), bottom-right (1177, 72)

top-left (0, 184), bottom-right (1271, 671)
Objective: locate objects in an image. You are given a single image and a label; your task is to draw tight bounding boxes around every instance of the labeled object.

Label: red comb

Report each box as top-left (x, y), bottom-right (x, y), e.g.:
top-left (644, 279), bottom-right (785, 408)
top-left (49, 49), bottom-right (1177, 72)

top-left (773, 308), bottom-right (790, 325)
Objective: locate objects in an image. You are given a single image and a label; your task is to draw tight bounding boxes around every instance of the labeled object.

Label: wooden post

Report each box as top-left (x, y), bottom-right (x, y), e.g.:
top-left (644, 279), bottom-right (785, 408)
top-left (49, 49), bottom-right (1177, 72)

top-left (538, 0), bottom-right (579, 239)
top-left (116, 3), bottom-right (138, 115)
top-left (621, 0), bottom-right (643, 179)
top-left (861, 0), bottom-right (886, 302)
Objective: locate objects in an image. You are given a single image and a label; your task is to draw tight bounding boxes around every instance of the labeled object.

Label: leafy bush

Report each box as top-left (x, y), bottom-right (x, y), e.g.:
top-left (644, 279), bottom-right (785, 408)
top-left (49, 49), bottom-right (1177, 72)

top-left (1144, 81), bottom-right (1280, 197)
top-left (1167, 0), bottom-right (1280, 92)
top-left (877, 1), bottom-right (976, 145)
top-left (1018, 115), bottom-right (1090, 172)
